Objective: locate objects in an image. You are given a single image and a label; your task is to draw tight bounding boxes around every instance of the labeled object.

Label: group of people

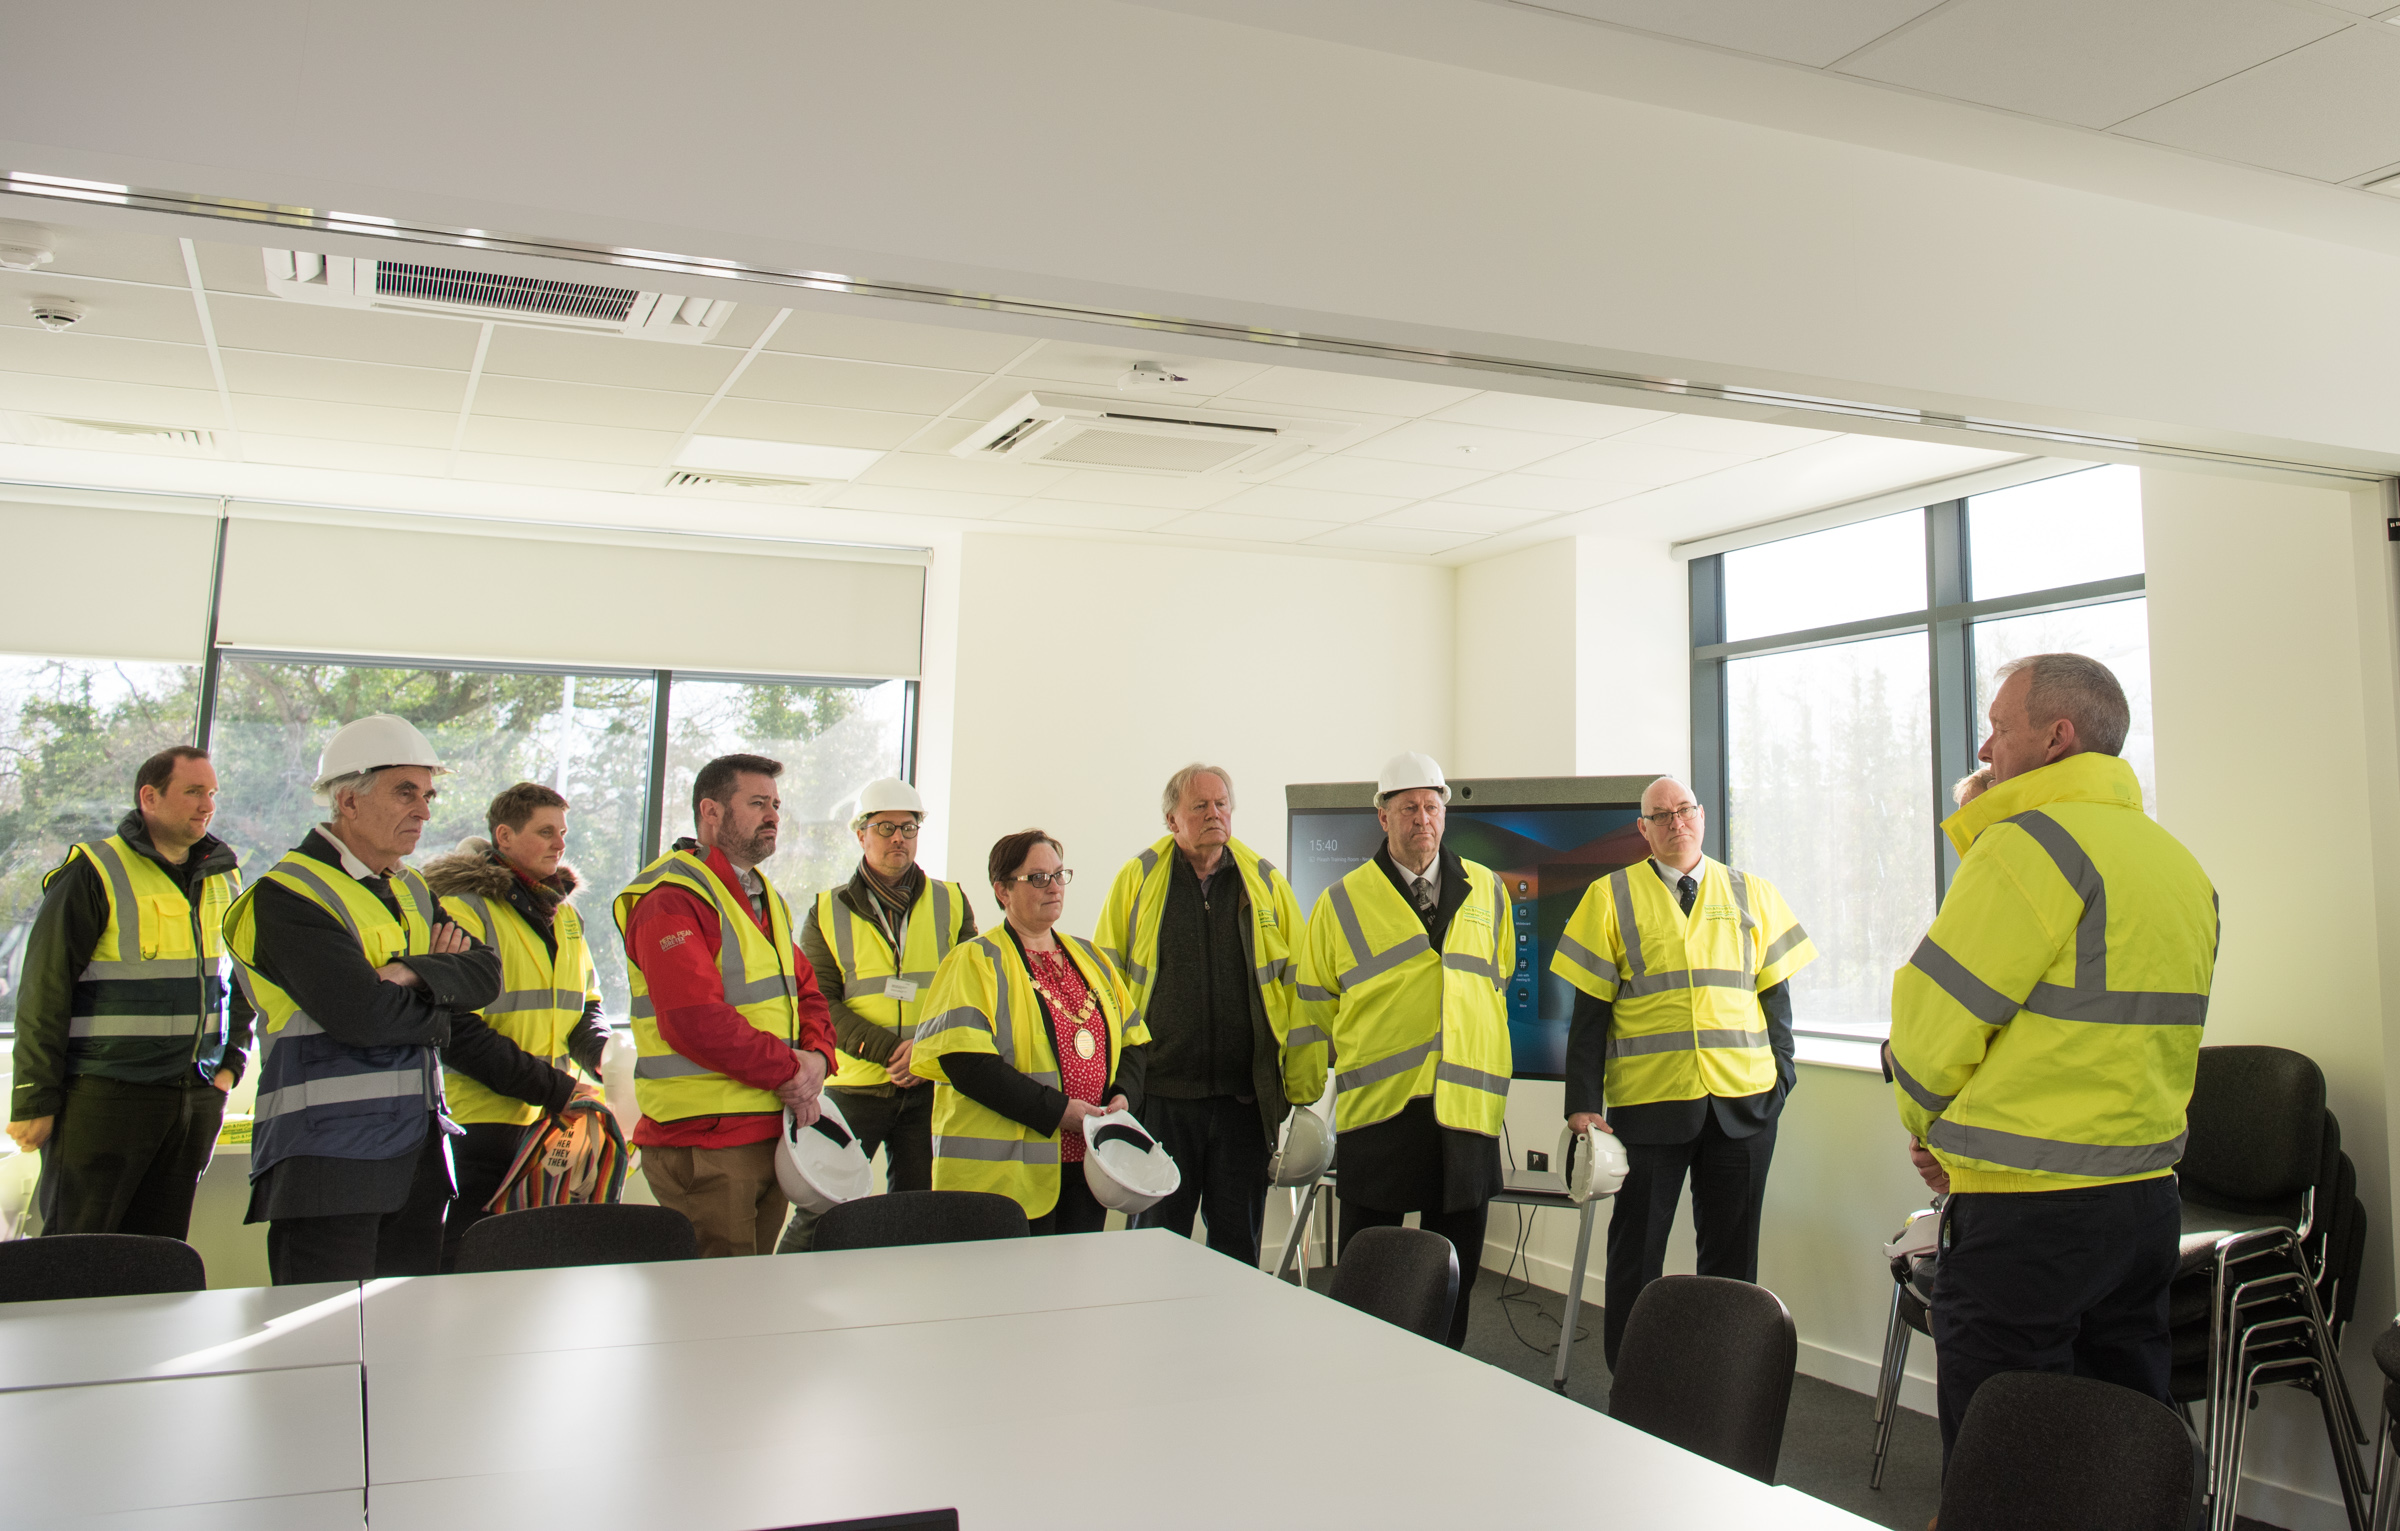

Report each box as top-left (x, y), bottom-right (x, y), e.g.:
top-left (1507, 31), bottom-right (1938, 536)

top-left (4, 647), bottom-right (2216, 1464)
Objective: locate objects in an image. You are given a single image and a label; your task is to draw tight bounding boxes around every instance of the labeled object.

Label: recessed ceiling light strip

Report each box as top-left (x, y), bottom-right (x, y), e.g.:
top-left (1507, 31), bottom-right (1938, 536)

top-left (7, 170), bottom-right (2382, 484)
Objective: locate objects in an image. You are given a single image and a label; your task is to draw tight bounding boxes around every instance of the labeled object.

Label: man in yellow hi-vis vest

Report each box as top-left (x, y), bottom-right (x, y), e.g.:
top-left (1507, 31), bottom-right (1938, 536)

top-left (1551, 774), bottom-right (1816, 1367)
top-left (1296, 753), bottom-right (1507, 1350)
top-left (1890, 653), bottom-right (2214, 1460)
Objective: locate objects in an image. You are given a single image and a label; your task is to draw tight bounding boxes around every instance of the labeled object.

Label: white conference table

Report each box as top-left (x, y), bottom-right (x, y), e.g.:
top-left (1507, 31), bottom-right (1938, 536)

top-left (357, 1231), bottom-right (1879, 1531)
top-left (0, 1280), bottom-right (359, 1392)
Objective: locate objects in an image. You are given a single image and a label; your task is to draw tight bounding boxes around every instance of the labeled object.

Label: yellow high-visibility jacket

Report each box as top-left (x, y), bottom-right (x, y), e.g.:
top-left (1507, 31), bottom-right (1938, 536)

top-left (1550, 858), bottom-right (1815, 1106)
top-left (911, 928), bottom-right (1148, 1218)
top-left (1295, 855), bottom-right (1513, 1138)
top-left (1091, 835), bottom-right (1320, 1108)
top-left (1890, 752), bottom-right (2216, 1194)
top-left (613, 849), bottom-right (801, 1124)
top-left (817, 879), bottom-right (971, 1090)
top-left (437, 886), bottom-right (602, 1127)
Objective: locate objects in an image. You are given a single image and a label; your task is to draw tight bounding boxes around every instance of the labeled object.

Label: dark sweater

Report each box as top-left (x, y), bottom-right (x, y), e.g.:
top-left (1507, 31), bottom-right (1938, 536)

top-left (1141, 850), bottom-right (1256, 1101)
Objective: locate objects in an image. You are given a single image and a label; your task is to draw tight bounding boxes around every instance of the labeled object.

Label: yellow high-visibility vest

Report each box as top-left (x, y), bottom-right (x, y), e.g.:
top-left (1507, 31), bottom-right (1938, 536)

top-left (612, 849), bottom-right (799, 1123)
top-left (1091, 835), bottom-right (1322, 1107)
top-left (1890, 752), bottom-right (2215, 1194)
top-left (53, 834), bottom-right (239, 1062)
top-left (1550, 858), bottom-right (1816, 1106)
top-left (439, 889), bottom-right (601, 1127)
top-left (1294, 856), bottom-right (1513, 1138)
top-left (911, 929), bottom-right (1147, 1219)
top-left (817, 877), bottom-right (969, 1090)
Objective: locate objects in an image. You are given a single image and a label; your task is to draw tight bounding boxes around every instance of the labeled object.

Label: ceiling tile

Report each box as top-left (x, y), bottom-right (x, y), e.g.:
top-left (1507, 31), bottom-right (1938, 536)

top-left (242, 434), bottom-right (451, 478)
top-left (472, 375), bottom-right (706, 433)
top-left (703, 305), bottom-right (775, 352)
top-left (1037, 470), bottom-right (1253, 509)
top-left (825, 483), bottom-right (1023, 519)
top-left (731, 352), bottom-right (983, 415)
top-left (1521, 438), bottom-right (1745, 485)
top-left (481, 326), bottom-right (738, 393)
top-left (1428, 392), bottom-right (1669, 438)
top-left (461, 415), bottom-right (679, 465)
top-left (1209, 484), bottom-right (1410, 523)
top-left (694, 397), bottom-right (931, 450)
top-left (1157, 510), bottom-right (1342, 543)
top-left (770, 309), bottom-right (1040, 373)
top-left (194, 241), bottom-right (274, 299)
top-left (221, 351), bottom-right (465, 413)
top-left (856, 451), bottom-right (1070, 496)
top-left (1217, 367), bottom-right (1478, 417)
top-left (1274, 455), bottom-right (1489, 497)
top-left (1839, 0), bottom-right (2343, 130)
top-left (0, 273), bottom-right (204, 346)
top-left (1520, 0), bottom-right (1948, 68)
top-left (899, 417), bottom-right (985, 454)
top-left (1346, 419), bottom-right (1586, 474)
top-left (996, 500), bottom-right (1188, 532)
top-left (1617, 413), bottom-right (1837, 457)
top-left (1007, 343), bottom-right (1270, 398)
top-left (451, 452), bottom-right (665, 493)
top-left (207, 294), bottom-right (483, 370)
top-left (1309, 524), bottom-right (1485, 556)
top-left (2114, 29), bottom-right (2400, 180)
top-left (36, 228), bottom-right (192, 287)
top-left (234, 395), bottom-right (456, 448)
top-left (1439, 473), bottom-right (1646, 512)
top-left (0, 329), bottom-right (216, 391)
top-left (1373, 502), bottom-right (1559, 535)
top-left (0, 375), bottom-right (223, 429)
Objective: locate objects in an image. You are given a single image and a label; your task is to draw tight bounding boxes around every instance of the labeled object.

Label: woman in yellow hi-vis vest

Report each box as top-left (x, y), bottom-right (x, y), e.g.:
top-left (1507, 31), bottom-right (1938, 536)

top-left (1294, 753), bottom-right (1513, 1351)
top-left (913, 829), bottom-right (1148, 1235)
top-left (1550, 775), bottom-right (1816, 1368)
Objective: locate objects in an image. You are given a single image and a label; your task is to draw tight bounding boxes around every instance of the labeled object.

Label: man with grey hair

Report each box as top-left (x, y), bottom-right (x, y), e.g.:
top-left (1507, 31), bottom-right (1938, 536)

top-left (1094, 763), bottom-right (1310, 1266)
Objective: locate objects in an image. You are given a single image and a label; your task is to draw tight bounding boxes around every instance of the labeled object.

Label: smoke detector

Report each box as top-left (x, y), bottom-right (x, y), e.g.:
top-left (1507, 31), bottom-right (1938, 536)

top-left (0, 221), bottom-right (53, 273)
top-left (28, 301), bottom-right (83, 332)
top-left (1116, 360), bottom-right (1189, 391)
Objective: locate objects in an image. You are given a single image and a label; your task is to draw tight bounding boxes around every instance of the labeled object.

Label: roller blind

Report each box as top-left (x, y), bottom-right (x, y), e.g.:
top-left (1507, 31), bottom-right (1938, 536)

top-left (0, 488), bottom-right (220, 662)
top-left (214, 507), bottom-right (925, 678)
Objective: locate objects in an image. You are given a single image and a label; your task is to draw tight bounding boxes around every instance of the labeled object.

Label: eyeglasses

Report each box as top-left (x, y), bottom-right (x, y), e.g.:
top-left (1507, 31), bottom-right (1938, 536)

top-left (865, 821), bottom-right (920, 839)
top-left (1640, 805), bottom-right (1703, 828)
top-left (1006, 869), bottom-right (1074, 890)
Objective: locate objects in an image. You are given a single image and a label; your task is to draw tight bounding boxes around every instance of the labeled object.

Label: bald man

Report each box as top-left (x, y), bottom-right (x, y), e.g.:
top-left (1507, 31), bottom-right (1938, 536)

top-left (1550, 776), bottom-right (1817, 1367)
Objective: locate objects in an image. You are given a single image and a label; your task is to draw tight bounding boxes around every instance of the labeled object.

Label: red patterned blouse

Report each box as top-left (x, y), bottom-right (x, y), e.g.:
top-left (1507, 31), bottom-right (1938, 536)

top-left (1028, 945), bottom-right (1107, 1163)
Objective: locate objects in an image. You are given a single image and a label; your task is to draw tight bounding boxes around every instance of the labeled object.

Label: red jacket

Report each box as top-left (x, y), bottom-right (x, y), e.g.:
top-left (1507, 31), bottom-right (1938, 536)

top-left (625, 845), bottom-right (835, 1149)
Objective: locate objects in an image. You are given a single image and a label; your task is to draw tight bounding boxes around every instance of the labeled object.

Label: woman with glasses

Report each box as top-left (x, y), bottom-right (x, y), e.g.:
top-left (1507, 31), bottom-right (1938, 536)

top-left (913, 829), bottom-right (1150, 1234)
top-left (778, 778), bottom-right (977, 1251)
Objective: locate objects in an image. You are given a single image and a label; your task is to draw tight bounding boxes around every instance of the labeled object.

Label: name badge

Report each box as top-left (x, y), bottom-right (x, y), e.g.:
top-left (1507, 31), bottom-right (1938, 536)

top-left (884, 978), bottom-right (920, 1002)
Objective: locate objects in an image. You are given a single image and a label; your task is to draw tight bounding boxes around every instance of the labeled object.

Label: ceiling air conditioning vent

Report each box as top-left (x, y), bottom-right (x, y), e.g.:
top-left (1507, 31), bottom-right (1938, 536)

top-left (263, 250), bottom-right (733, 344)
top-left (4, 413), bottom-right (221, 455)
top-left (662, 469), bottom-right (827, 502)
top-left (952, 392), bottom-right (1368, 478)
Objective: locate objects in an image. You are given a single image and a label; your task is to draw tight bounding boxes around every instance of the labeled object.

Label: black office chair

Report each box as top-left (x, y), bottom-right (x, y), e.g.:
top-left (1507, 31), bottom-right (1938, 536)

top-left (810, 1191), bottom-right (1029, 1251)
top-left (1327, 1226), bottom-right (1457, 1344)
top-left (453, 1203), bottom-right (697, 1273)
top-left (1940, 1372), bottom-right (2202, 1531)
top-left (0, 1233), bottom-right (207, 1301)
top-left (1608, 1274), bottom-right (1796, 1483)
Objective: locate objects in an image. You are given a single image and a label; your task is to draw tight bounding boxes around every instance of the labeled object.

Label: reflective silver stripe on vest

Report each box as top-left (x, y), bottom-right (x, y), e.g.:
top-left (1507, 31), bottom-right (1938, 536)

top-left (630, 996), bottom-right (656, 1020)
top-left (1725, 867), bottom-right (1756, 984)
top-left (1608, 871), bottom-right (1647, 984)
top-left (933, 1134), bottom-right (1061, 1165)
top-left (1606, 1027), bottom-right (1768, 1059)
top-left (75, 957), bottom-right (217, 982)
top-left (916, 1006), bottom-right (992, 1040)
top-left (254, 1068), bottom-right (427, 1121)
top-left (930, 880), bottom-right (958, 962)
top-left (84, 840), bottom-right (145, 962)
top-left (69, 1015), bottom-right (210, 1038)
top-left (1619, 968), bottom-right (1751, 998)
top-left (1434, 1060), bottom-right (1510, 1096)
top-left (633, 1053), bottom-right (715, 1080)
top-left (1555, 933), bottom-right (1617, 985)
top-left (274, 862), bottom-right (366, 944)
top-left (1296, 983), bottom-right (1333, 1003)
top-left (986, 938), bottom-right (1016, 1058)
top-left (2006, 809), bottom-right (2209, 1029)
top-left (1891, 1053), bottom-right (1955, 1113)
top-left (484, 987), bottom-right (588, 1014)
top-left (1335, 1033), bottom-right (1439, 1094)
top-left (1285, 1024), bottom-right (1329, 1048)
top-left (1255, 956), bottom-right (1292, 987)
top-left (1328, 881), bottom-right (1430, 988)
top-left (1028, 1069), bottom-right (1062, 1089)
top-left (1926, 1118), bottom-right (2186, 1179)
top-left (2024, 986), bottom-right (2209, 1027)
top-left (1907, 936), bottom-right (2021, 1026)
top-left (395, 869), bottom-right (438, 933)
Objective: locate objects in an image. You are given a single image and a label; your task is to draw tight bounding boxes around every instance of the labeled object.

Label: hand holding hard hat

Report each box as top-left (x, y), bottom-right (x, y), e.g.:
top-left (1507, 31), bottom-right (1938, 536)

top-left (1558, 1120), bottom-right (1630, 1204)
top-left (776, 1092), bottom-right (873, 1214)
top-left (1268, 1108), bottom-right (1333, 1187)
top-left (1080, 1108), bottom-right (1182, 1215)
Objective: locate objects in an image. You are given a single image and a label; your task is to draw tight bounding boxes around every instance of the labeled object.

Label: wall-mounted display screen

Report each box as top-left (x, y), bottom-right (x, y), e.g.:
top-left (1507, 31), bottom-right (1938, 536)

top-left (1286, 778), bottom-right (1652, 1080)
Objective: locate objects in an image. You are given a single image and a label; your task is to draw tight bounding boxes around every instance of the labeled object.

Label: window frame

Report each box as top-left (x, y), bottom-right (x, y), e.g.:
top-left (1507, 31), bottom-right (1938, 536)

top-left (1689, 488), bottom-right (2147, 1049)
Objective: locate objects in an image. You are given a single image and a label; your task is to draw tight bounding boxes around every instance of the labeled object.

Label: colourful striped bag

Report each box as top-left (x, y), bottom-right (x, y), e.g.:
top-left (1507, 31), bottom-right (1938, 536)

top-left (485, 1098), bottom-right (629, 1212)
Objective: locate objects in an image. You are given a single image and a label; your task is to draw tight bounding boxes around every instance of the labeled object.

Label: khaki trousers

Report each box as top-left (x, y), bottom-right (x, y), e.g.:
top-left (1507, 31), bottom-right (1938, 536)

top-left (640, 1141), bottom-right (786, 1257)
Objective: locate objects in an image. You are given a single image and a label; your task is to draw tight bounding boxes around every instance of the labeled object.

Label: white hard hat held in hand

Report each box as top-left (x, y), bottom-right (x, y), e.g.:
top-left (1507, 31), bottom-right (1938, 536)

top-left (311, 714), bottom-right (448, 806)
top-left (776, 1092), bottom-right (873, 1214)
top-left (1268, 1107), bottom-right (1333, 1188)
top-left (1377, 752), bottom-right (1450, 803)
top-left (1559, 1120), bottom-right (1629, 1204)
top-left (1081, 1109), bottom-right (1181, 1215)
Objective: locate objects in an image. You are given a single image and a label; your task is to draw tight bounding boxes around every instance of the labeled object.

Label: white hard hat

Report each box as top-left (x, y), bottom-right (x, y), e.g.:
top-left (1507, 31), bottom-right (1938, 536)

top-left (775, 1093), bottom-right (874, 1214)
top-left (1883, 1205), bottom-right (1942, 1263)
top-left (311, 714), bottom-right (447, 806)
top-left (853, 777), bottom-right (926, 823)
top-left (1376, 752), bottom-right (1450, 803)
top-left (1558, 1122), bottom-right (1630, 1204)
top-left (1268, 1107), bottom-right (1333, 1187)
top-left (1081, 1109), bottom-right (1182, 1215)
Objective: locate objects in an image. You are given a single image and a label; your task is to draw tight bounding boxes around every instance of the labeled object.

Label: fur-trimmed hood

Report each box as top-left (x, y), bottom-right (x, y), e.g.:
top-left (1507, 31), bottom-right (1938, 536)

top-left (421, 836), bottom-right (581, 901)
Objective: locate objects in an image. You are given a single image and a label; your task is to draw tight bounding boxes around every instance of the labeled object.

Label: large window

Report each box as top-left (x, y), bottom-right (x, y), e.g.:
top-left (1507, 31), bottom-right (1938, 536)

top-left (1694, 465), bottom-right (2150, 1056)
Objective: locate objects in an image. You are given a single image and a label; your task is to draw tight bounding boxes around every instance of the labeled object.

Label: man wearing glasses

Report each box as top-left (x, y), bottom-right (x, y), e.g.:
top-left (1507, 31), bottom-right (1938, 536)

top-left (778, 777), bottom-right (976, 1251)
top-left (1551, 776), bottom-right (1816, 1367)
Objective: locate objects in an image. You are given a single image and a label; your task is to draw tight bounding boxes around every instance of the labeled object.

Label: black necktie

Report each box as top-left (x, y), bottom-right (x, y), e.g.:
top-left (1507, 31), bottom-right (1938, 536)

top-left (1677, 875), bottom-right (1697, 916)
top-left (1411, 875), bottom-right (1436, 918)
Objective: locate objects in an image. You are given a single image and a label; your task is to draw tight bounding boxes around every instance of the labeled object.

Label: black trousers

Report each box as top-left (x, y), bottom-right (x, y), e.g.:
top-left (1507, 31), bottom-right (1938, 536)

top-left (267, 1128), bottom-right (452, 1284)
top-left (1604, 1114), bottom-right (1777, 1368)
top-left (1339, 1199), bottom-right (1490, 1351)
top-left (440, 1121), bottom-right (529, 1273)
top-left (39, 1075), bottom-right (226, 1240)
top-left (1141, 1094), bottom-right (1271, 1267)
top-left (1930, 1175), bottom-right (2181, 1462)
top-left (1029, 1162), bottom-right (1110, 1236)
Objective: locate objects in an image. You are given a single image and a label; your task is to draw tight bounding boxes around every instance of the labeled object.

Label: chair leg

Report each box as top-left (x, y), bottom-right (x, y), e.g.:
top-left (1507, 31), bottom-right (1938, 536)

top-left (2370, 1406), bottom-right (2400, 1531)
top-left (1870, 1287), bottom-right (1910, 1492)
